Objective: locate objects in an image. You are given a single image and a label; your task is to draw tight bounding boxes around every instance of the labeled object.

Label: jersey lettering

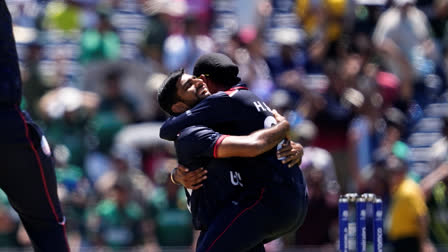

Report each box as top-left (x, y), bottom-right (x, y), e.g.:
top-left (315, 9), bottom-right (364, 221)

top-left (253, 101), bottom-right (265, 112)
top-left (230, 171), bottom-right (243, 187)
top-left (263, 102), bottom-right (273, 112)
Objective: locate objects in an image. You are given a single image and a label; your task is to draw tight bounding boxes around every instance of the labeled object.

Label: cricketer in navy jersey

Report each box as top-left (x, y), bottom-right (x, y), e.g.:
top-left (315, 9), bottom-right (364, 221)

top-left (160, 84), bottom-right (307, 251)
top-left (161, 83), bottom-right (304, 189)
top-left (158, 53), bottom-right (307, 251)
top-left (175, 125), bottom-right (245, 230)
top-left (0, 1), bottom-right (70, 251)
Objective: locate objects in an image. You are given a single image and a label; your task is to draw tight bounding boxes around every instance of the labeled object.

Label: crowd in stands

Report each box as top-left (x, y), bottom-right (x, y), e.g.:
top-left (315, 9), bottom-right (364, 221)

top-left (4, 0), bottom-right (448, 251)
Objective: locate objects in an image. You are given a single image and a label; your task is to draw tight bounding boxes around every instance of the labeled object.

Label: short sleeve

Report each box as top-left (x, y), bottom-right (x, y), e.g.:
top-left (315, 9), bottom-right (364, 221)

top-left (175, 126), bottom-right (227, 160)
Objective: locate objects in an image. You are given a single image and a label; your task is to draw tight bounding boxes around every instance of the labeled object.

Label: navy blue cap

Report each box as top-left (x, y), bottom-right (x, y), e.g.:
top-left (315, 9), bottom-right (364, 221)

top-left (193, 53), bottom-right (241, 85)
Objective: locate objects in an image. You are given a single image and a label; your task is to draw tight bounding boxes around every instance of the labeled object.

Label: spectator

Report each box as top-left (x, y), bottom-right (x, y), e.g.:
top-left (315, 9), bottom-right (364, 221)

top-left (292, 120), bottom-right (339, 249)
top-left (79, 8), bottom-right (120, 64)
top-left (21, 40), bottom-right (49, 121)
top-left (234, 27), bottom-right (275, 101)
top-left (42, 0), bottom-right (83, 32)
top-left (311, 60), bottom-right (357, 193)
top-left (373, 107), bottom-right (410, 162)
top-left (419, 116), bottom-right (448, 246)
top-left (140, 1), bottom-right (171, 71)
top-left (295, 0), bottom-right (347, 43)
top-left (86, 180), bottom-right (146, 249)
top-left (266, 28), bottom-right (306, 102)
top-left (372, 0), bottom-right (437, 101)
top-left (146, 168), bottom-right (193, 248)
top-left (163, 15), bottom-right (215, 73)
top-left (97, 68), bottom-right (139, 124)
top-left (53, 144), bottom-right (91, 248)
top-left (426, 116), bottom-right (448, 176)
top-left (95, 145), bottom-right (154, 204)
top-left (384, 155), bottom-right (433, 252)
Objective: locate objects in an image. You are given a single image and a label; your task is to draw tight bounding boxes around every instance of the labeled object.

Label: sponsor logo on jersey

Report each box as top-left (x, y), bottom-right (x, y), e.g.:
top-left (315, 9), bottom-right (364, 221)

top-left (230, 171), bottom-right (243, 187)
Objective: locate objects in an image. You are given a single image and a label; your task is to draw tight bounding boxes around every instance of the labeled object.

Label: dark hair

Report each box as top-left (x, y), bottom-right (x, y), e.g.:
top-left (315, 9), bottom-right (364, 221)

top-left (157, 69), bottom-right (184, 115)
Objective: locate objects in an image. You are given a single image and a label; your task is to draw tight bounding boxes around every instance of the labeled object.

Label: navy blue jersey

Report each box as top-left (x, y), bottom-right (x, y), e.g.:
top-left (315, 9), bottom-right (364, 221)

top-left (161, 84), bottom-right (304, 190)
top-left (0, 0), bottom-right (22, 105)
top-left (175, 126), bottom-right (245, 230)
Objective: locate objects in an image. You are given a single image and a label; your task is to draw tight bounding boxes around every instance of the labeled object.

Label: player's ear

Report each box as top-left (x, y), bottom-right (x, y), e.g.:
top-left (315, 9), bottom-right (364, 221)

top-left (171, 102), bottom-right (189, 114)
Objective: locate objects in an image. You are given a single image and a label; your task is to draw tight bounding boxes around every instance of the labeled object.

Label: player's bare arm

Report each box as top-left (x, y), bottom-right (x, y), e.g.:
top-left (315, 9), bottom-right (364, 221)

top-left (173, 110), bottom-right (303, 189)
top-left (172, 116), bottom-right (289, 189)
top-left (216, 109), bottom-right (289, 158)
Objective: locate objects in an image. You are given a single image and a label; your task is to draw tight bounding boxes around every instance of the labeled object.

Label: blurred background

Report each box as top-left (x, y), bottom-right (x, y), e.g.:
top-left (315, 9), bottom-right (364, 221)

top-left (3, 0), bottom-right (448, 251)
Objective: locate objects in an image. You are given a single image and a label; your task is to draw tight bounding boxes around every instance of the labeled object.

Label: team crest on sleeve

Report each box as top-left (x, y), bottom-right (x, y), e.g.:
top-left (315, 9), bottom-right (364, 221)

top-left (41, 135), bottom-right (51, 156)
top-left (186, 110), bottom-right (192, 116)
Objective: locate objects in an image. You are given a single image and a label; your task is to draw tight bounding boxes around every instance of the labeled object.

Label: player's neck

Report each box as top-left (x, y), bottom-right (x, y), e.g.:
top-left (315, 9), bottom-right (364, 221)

top-left (208, 83), bottom-right (227, 93)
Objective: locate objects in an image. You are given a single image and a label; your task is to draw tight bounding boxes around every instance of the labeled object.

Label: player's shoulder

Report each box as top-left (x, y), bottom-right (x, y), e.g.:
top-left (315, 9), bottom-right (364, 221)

top-left (194, 92), bottom-right (231, 106)
top-left (206, 84), bottom-right (253, 103)
top-left (177, 126), bottom-right (217, 141)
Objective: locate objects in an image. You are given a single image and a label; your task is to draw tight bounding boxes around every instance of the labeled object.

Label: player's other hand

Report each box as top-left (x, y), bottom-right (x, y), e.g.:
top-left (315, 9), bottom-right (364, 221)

top-left (272, 109), bottom-right (286, 124)
top-left (174, 165), bottom-right (207, 190)
top-left (277, 140), bottom-right (303, 168)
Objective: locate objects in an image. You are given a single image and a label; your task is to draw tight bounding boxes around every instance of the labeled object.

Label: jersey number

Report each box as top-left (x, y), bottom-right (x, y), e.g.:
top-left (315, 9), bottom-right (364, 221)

top-left (264, 116), bottom-right (286, 160)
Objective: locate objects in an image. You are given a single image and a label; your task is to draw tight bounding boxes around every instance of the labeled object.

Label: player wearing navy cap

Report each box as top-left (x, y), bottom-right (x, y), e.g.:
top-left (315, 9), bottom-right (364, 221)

top-left (0, 1), bottom-right (70, 251)
top-left (158, 53), bottom-right (308, 252)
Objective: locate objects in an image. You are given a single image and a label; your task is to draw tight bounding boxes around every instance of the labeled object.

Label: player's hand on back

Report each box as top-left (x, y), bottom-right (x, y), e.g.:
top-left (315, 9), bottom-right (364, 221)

top-left (174, 165), bottom-right (208, 190)
top-left (272, 109), bottom-right (286, 124)
top-left (277, 140), bottom-right (303, 168)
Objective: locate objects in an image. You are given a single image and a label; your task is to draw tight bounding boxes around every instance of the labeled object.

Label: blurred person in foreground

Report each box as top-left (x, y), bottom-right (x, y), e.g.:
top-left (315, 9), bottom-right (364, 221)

top-left (384, 155), bottom-right (434, 252)
top-left (158, 53), bottom-right (307, 251)
top-left (0, 1), bottom-right (69, 251)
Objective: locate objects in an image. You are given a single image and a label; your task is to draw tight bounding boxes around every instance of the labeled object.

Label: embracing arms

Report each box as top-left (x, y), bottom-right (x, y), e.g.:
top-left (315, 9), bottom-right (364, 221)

top-left (216, 110), bottom-right (289, 158)
top-left (172, 110), bottom-right (304, 189)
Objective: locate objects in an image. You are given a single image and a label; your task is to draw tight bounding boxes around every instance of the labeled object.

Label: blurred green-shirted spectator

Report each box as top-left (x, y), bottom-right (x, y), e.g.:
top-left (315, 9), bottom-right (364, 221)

top-left (147, 172), bottom-right (193, 248)
top-left (53, 145), bottom-right (91, 241)
top-left (91, 111), bottom-right (124, 154)
top-left (87, 181), bottom-right (145, 249)
top-left (427, 181), bottom-right (448, 245)
top-left (79, 9), bottom-right (120, 64)
top-left (44, 111), bottom-right (91, 167)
